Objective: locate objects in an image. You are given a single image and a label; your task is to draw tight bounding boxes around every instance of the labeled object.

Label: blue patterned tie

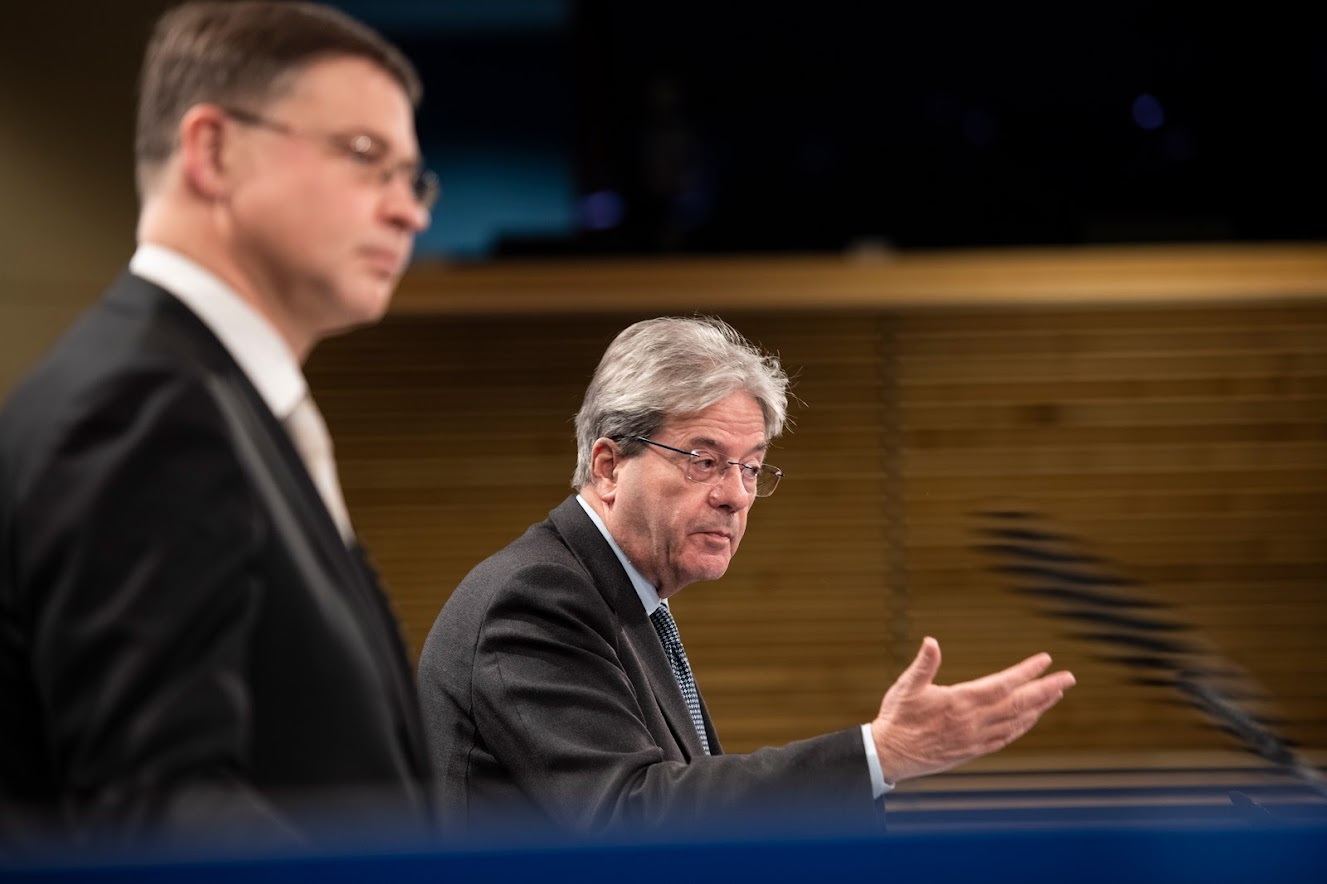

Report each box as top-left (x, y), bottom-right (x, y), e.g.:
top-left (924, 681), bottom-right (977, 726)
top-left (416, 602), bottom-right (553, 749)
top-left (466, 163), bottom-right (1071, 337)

top-left (650, 603), bottom-right (711, 755)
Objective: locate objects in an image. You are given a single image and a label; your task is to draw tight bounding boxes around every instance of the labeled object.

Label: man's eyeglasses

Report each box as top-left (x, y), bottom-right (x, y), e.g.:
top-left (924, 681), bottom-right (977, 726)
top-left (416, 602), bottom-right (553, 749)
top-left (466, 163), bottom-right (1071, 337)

top-left (220, 106), bottom-right (441, 211)
top-left (634, 436), bottom-right (782, 498)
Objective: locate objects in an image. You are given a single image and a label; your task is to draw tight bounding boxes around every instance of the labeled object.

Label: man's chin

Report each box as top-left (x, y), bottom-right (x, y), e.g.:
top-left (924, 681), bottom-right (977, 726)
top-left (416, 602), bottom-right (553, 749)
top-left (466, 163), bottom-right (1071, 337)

top-left (357, 280), bottom-right (397, 320)
top-left (327, 288), bottom-right (394, 334)
top-left (684, 553), bottom-right (732, 585)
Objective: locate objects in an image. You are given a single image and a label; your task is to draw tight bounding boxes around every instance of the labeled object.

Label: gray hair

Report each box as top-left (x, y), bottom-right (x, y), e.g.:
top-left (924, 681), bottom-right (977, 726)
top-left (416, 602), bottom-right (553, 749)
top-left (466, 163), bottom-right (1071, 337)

top-left (572, 316), bottom-right (791, 489)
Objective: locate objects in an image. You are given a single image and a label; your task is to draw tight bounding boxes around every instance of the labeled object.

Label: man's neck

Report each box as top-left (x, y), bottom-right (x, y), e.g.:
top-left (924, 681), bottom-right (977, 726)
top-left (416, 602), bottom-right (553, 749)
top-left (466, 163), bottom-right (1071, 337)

top-left (137, 200), bottom-right (314, 362)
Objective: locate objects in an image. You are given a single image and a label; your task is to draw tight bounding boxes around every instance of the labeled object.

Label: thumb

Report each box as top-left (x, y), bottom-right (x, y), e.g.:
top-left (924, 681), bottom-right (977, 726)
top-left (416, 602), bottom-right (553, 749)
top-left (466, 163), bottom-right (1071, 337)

top-left (895, 636), bottom-right (941, 692)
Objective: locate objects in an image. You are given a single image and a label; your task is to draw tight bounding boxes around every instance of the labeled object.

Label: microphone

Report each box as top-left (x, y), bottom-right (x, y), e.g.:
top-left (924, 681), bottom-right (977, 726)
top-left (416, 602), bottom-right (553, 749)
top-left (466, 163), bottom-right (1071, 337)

top-left (972, 509), bottom-right (1327, 806)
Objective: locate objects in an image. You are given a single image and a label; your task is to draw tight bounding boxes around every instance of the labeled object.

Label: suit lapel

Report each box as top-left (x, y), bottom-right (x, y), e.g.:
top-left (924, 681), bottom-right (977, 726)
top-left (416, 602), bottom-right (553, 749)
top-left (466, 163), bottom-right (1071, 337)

top-left (697, 689), bottom-right (722, 755)
top-left (624, 610), bottom-right (710, 760)
top-left (117, 275), bottom-right (362, 582)
top-left (348, 541), bottom-right (431, 771)
top-left (548, 497), bottom-right (710, 761)
top-left (202, 334), bottom-right (432, 779)
top-left (111, 275), bottom-right (429, 776)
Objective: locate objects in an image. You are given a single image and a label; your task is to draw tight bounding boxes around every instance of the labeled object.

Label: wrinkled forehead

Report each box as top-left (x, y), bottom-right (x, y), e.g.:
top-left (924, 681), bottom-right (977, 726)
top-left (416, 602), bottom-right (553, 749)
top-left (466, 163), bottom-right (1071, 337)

top-left (659, 396), bottom-right (770, 457)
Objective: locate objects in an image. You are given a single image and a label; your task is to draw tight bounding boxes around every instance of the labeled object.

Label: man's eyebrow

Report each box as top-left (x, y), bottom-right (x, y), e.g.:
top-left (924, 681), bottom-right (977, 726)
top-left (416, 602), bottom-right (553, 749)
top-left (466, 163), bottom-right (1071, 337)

top-left (686, 436), bottom-right (768, 457)
top-left (338, 124), bottom-right (422, 166)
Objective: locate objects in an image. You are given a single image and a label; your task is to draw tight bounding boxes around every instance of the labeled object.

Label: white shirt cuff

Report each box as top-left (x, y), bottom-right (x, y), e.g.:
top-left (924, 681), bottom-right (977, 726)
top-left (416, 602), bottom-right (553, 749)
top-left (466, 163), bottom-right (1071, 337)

top-left (860, 723), bottom-right (895, 799)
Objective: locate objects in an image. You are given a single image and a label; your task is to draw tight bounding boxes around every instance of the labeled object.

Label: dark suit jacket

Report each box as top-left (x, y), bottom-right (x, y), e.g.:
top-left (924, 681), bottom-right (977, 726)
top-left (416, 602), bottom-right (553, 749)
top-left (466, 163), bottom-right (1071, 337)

top-left (0, 272), bottom-right (431, 850)
top-left (417, 496), bottom-right (876, 839)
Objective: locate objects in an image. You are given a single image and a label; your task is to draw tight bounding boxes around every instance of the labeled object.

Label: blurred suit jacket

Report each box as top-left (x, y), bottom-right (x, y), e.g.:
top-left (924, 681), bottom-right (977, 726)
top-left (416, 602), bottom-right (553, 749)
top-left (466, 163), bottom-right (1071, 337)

top-left (417, 495), bottom-right (876, 838)
top-left (0, 272), bottom-right (431, 849)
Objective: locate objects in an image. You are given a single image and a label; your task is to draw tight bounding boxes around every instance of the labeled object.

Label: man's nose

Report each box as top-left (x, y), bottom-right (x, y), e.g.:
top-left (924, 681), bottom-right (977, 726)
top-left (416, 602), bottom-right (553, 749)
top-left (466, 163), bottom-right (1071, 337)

top-left (382, 172), bottom-right (432, 233)
top-left (709, 463), bottom-right (753, 508)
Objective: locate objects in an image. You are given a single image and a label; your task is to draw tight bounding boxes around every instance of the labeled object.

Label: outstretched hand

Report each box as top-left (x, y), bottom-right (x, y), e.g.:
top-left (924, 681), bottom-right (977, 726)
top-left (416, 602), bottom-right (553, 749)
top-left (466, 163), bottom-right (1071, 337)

top-left (870, 637), bottom-right (1075, 784)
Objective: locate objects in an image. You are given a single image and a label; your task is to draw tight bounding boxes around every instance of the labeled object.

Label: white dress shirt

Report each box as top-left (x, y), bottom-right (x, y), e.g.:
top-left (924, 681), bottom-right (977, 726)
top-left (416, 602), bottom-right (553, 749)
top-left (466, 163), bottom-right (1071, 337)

top-left (129, 243), bottom-right (354, 541)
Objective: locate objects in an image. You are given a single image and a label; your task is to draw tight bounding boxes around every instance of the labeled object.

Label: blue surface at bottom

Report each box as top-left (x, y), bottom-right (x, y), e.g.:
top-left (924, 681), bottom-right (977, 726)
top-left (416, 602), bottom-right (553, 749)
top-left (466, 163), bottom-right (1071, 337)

top-left (5, 822), bottom-right (1326, 884)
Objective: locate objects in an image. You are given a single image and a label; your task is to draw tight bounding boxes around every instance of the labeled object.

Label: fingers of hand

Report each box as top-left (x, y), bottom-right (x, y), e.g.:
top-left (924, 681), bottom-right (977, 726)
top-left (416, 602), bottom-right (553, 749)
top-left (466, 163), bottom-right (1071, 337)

top-left (979, 670), bottom-right (1076, 746)
top-left (961, 652), bottom-right (1057, 702)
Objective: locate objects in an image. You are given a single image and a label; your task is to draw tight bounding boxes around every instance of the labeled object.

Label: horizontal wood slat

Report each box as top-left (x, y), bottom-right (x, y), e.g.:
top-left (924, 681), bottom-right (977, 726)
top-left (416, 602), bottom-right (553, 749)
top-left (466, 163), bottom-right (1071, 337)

top-left (389, 244), bottom-right (1327, 313)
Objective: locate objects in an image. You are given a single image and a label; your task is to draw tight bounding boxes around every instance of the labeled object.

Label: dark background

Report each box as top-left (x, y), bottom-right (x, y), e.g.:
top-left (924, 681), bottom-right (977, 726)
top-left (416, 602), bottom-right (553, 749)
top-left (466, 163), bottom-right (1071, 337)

top-left (335, 1), bottom-right (1326, 259)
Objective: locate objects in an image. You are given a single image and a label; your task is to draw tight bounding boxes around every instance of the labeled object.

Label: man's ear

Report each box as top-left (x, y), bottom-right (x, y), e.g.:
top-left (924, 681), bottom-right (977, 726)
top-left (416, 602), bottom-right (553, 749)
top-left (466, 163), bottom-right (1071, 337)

top-left (177, 104), bottom-right (232, 200)
top-left (589, 437), bottom-right (622, 503)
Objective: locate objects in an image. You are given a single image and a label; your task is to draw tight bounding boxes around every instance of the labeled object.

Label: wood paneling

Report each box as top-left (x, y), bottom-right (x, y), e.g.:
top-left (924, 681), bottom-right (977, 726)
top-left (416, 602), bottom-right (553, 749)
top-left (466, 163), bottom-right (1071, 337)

top-left (390, 243), bottom-right (1327, 313)
top-left (307, 245), bottom-right (1327, 773)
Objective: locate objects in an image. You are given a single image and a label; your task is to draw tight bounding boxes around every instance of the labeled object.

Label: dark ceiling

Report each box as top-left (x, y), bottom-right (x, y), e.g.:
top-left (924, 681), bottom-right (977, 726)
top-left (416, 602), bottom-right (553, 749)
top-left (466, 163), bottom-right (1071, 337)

top-left (336, 1), bottom-right (1327, 258)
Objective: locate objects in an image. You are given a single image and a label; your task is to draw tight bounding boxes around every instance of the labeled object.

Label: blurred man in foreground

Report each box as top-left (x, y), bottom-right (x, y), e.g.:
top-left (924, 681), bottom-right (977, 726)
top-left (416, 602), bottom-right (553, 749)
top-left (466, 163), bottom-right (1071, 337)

top-left (0, 0), bottom-right (437, 850)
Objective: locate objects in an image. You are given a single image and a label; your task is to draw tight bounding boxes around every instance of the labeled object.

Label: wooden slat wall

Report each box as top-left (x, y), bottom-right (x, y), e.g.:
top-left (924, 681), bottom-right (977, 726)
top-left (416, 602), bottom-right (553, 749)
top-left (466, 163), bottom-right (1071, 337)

top-left (307, 247), bottom-right (1327, 771)
top-left (895, 304), bottom-right (1327, 763)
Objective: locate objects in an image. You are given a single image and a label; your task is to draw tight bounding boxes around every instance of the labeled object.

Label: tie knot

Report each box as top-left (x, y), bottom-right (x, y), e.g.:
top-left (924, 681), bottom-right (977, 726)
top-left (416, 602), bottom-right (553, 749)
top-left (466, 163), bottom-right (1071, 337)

top-left (650, 605), bottom-right (681, 646)
top-left (284, 392), bottom-right (353, 542)
top-left (286, 394), bottom-right (332, 458)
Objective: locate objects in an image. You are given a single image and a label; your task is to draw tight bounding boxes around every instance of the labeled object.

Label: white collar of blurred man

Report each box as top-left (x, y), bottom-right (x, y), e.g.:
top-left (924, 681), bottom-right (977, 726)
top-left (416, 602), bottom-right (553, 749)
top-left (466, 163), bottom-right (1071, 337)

top-left (130, 243), bottom-right (305, 420)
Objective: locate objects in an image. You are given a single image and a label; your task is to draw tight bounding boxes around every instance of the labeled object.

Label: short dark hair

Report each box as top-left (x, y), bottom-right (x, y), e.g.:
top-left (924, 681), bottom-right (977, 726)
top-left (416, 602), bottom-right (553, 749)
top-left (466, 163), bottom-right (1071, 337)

top-left (135, 0), bottom-right (422, 195)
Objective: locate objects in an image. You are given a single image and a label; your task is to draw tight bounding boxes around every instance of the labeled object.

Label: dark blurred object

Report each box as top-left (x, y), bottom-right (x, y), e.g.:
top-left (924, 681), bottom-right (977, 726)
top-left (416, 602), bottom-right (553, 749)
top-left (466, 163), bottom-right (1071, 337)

top-left (972, 509), bottom-right (1327, 800)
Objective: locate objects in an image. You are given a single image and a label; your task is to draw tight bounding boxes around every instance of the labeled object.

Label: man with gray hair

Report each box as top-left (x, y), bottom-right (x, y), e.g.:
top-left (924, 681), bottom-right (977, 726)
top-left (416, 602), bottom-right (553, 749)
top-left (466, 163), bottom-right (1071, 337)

top-left (418, 315), bottom-right (1075, 839)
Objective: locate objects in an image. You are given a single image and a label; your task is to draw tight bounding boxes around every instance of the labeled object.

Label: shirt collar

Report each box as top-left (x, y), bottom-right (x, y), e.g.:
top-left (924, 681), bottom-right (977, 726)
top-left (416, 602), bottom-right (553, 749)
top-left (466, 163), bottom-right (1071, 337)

top-left (575, 494), bottom-right (663, 616)
top-left (129, 243), bottom-right (307, 420)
